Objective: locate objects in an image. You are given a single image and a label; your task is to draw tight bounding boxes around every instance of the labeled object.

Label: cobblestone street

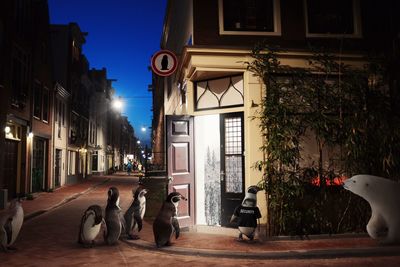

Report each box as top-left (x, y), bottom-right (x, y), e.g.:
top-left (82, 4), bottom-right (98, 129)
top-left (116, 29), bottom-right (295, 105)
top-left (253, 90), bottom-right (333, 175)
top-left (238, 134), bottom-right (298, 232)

top-left (1, 173), bottom-right (399, 266)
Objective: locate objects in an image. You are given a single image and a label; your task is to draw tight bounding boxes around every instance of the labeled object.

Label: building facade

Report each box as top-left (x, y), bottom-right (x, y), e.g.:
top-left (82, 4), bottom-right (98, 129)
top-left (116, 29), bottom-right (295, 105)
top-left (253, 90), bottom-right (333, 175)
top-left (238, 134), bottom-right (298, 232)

top-left (0, 1), bottom-right (139, 208)
top-left (153, 0), bottom-right (400, 228)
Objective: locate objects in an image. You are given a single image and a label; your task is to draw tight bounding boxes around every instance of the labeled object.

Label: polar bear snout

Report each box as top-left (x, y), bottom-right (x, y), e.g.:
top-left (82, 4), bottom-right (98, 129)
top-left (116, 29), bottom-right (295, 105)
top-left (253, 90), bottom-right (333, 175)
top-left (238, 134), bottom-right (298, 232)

top-left (343, 178), bottom-right (356, 190)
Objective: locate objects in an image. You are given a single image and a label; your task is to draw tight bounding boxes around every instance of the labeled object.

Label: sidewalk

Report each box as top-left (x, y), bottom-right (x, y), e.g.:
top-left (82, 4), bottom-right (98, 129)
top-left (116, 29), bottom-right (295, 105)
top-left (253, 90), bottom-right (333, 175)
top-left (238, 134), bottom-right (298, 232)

top-left (22, 176), bottom-right (110, 220)
top-left (19, 173), bottom-right (400, 260)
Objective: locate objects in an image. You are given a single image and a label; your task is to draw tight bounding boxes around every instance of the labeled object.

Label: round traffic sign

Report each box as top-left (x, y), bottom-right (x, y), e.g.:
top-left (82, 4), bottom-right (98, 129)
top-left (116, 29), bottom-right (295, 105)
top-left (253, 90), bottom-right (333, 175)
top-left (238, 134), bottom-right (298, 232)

top-left (151, 50), bottom-right (178, 77)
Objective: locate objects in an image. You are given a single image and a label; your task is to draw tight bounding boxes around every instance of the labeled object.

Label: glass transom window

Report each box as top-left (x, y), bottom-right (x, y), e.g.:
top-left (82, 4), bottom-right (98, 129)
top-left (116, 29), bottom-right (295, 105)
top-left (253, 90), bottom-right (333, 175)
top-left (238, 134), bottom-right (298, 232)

top-left (195, 75), bottom-right (244, 111)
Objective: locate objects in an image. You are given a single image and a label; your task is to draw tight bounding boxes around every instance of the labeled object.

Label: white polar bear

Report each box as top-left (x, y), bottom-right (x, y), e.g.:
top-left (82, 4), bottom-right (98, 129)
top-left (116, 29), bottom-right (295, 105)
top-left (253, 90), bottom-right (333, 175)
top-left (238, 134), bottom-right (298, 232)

top-left (343, 174), bottom-right (400, 244)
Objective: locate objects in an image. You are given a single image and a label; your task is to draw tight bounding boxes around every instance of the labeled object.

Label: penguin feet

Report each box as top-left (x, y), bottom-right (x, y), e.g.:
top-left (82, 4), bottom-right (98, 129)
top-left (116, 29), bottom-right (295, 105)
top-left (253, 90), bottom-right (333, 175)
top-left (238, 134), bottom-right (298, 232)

top-left (248, 234), bottom-right (254, 241)
top-left (1, 246), bottom-right (17, 253)
top-left (235, 233), bottom-right (244, 242)
top-left (127, 234), bottom-right (140, 240)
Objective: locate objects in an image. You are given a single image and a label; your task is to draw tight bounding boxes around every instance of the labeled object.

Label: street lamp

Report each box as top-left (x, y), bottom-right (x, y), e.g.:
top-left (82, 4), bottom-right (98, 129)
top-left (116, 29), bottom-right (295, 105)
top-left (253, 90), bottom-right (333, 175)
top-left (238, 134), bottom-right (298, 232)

top-left (141, 126), bottom-right (146, 132)
top-left (137, 140), bottom-right (141, 144)
top-left (112, 97), bottom-right (123, 111)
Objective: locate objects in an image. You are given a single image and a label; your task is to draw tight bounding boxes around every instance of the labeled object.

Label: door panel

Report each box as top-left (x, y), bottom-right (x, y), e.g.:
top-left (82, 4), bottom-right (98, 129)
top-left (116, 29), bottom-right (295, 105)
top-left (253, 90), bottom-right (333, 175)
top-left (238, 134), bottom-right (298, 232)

top-left (167, 115), bottom-right (194, 228)
top-left (55, 149), bottom-right (62, 187)
top-left (4, 140), bottom-right (18, 199)
top-left (220, 112), bottom-right (245, 226)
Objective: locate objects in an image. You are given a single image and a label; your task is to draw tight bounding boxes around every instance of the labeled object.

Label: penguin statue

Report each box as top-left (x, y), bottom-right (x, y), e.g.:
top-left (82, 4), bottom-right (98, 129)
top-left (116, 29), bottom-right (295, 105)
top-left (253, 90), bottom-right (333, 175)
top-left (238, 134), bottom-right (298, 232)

top-left (0, 199), bottom-right (24, 252)
top-left (153, 192), bottom-right (186, 248)
top-left (104, 187), bottom-right (123, 245)
top-left (124, 186), bottom-right (148, 239)
top-left (78, 205), bottom-right (104, 247)
top-left (230, 185), bottom-right (262, 241)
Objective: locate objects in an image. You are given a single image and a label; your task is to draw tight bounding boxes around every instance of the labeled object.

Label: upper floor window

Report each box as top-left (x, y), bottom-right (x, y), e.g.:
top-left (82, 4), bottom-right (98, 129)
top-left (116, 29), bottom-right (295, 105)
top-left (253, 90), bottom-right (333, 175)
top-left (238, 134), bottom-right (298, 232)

top-left (219, 0), bottom-right (281, 36)
top-left (42, 88), bottom-right (49, 122)
top-left (305, 0), bottom-right (361, 38)
top-left (33, 82), bottom-right (49, 123)
top-left (33, 82), bottom-right (42, 119)
top-left (11, 44), bottom-right (30, 108)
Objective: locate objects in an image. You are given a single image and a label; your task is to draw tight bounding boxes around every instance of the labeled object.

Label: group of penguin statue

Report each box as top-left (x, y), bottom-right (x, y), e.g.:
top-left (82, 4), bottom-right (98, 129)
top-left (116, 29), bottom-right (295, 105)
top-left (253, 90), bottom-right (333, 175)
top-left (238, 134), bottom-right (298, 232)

top-left (78, 186), bottom-right (148, 247)
top-left (0, 184), bottom-right (260, 252)
top-left (0, 199), bottom-right (24, 252)
top-left (77, 186), bottom-right (188, 248)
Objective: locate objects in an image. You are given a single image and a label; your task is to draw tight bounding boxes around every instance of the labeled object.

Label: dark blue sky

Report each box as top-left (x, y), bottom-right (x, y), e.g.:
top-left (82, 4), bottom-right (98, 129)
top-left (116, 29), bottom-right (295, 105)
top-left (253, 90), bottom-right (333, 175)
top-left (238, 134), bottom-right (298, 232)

top-left (48, 0), bottom-right (167, 146)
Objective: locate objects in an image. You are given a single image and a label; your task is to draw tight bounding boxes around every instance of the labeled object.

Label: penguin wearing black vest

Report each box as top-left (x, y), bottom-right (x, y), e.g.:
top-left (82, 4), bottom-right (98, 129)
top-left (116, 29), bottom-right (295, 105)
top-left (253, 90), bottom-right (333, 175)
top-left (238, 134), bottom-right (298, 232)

top-left (124, 186), bottom-right (148, 239)
top-left (153, 192), bottom-right (186, 248)
top-left (0, 199), bottom-right (24, 252)
top-left (104, 187), bottom-right (123, 245)
top-left (78, 205), bottom-right (104, 247)
top-left (230, 185), bottom-right (262, 241)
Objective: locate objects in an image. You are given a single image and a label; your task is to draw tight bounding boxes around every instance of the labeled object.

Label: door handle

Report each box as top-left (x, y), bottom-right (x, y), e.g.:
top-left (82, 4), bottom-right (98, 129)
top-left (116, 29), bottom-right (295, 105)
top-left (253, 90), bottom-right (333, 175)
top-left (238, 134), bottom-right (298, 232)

top-left (168, 176), bottom-right (174, 184)
top-left (220, 171), bottom-right (225, 182)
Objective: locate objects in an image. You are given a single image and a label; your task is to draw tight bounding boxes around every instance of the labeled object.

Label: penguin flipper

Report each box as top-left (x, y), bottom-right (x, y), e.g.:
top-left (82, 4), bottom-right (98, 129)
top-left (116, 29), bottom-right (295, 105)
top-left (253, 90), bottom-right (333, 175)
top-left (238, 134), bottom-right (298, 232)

top-left (4, 217), bottom-right (12, 245)
top-left (133, 213), bottom-right (143, 232)
top-left (172, 217), bottom-right (180, 239)
top-left (230, 214), bottom-right (238, 224)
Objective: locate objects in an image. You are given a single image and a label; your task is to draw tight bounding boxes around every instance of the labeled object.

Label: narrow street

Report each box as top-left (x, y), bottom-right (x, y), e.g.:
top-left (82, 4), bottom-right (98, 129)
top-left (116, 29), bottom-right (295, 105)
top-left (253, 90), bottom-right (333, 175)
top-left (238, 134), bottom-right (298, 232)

top-left (1, 174), bottom-right (399, 266)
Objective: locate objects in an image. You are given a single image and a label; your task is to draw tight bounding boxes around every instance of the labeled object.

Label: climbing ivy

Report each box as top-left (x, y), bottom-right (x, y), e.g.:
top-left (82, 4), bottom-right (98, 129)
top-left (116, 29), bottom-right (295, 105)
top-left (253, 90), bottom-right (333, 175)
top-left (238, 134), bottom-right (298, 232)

top-left (246, 43), bottom-right (400, 236)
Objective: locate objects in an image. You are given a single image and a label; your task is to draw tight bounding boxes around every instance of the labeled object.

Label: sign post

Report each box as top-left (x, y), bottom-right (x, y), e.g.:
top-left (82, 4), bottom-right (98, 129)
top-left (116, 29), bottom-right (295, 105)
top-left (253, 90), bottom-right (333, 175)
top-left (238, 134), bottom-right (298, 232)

top-left (151, 50), bottom-right (178, 77)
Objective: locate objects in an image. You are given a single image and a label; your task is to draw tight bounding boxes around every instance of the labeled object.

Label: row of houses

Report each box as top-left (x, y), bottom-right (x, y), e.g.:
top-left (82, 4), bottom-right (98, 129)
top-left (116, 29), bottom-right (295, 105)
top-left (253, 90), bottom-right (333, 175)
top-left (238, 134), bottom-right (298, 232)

top-left (0, 0), bottom-right (139, 207)
top-left (151, 0), bottom-right (400, 228)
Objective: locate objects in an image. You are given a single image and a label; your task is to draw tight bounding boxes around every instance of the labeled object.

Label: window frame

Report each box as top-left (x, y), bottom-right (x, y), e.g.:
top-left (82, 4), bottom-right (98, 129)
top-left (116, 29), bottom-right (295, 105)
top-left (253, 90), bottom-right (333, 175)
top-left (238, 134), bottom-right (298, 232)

top-left (42, 87), bottom-right (49, 123)
top-left (33, 81), bottom-right (42, 119)
top-left (304, 0), bottom-right (362, 38)
top-left (218, 0), bottom-right (281, 36)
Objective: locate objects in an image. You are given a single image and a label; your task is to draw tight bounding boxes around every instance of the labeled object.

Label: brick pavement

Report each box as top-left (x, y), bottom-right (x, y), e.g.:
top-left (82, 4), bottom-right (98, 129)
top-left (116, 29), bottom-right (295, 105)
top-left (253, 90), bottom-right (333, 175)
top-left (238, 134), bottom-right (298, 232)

top-left (13, 172), bottom-right (400, 260)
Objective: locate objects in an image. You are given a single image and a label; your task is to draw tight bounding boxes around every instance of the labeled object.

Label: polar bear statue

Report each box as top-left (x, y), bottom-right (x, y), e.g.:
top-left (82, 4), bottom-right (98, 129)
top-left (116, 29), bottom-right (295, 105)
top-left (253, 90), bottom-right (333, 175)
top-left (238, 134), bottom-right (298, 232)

top-left (343, 174), bottom-right (400, 244)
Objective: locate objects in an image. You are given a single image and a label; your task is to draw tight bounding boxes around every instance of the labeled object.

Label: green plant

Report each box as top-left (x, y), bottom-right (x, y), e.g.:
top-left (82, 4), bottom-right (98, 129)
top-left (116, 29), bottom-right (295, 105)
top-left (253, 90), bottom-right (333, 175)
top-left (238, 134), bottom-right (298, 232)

top-left (246, 43), bottom-right (400, 236)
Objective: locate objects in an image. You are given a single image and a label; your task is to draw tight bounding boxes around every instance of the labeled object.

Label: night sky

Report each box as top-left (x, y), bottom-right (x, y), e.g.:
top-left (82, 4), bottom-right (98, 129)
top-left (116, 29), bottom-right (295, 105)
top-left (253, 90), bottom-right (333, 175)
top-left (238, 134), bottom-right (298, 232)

top-left (48, 0), bottom-right (167, 146)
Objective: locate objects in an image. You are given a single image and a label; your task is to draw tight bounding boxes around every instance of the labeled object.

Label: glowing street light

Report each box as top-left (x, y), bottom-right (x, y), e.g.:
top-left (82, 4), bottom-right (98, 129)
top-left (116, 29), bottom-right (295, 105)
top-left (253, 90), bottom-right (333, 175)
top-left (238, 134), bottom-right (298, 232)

top-left (137, 140), bottom-right (141, 144)
top-left (112, 97), bottom-right (123, 111)
top-left (141, 126), bottom-right (146, 132)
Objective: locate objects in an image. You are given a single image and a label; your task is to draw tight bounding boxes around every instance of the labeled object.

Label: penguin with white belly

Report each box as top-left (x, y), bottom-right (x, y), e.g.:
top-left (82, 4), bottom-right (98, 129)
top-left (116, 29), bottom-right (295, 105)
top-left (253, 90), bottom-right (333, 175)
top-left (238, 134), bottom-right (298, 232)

top-left (230, 186), bottom-right (262, 241)
top-left (104, 187), bottom-right (123, 245)
top-left (124, 186), bottom-right (148, 239)
top-left (153, 192), bottom-right (186, 248)
top-left (78, 205), bottom-right (104, 247)
top-left (0, 199), bottom-right (24, 252)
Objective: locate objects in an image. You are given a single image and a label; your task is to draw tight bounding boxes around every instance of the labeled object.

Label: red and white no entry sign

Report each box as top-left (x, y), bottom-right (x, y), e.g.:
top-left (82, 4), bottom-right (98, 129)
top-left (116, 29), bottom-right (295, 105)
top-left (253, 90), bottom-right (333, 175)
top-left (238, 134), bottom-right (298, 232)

top-left (151, 50), bottom-right (178, 77)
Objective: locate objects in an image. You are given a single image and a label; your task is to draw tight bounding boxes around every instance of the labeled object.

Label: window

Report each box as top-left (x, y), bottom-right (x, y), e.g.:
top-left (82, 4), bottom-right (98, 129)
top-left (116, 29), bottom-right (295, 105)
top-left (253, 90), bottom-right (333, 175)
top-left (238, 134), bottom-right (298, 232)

top-left (62, 102), bottom-right (65, 126)
top-left (219, 0), bottom-right (281, 36)
top-left (33, 82), bottom-right (42, 118)
top-left (195, 75), bottom-right (244, 110)
top-left (305, 0), bottom-right (361, 37)
top-left (33, 83), bottom-right (49, 123)
top-left (11, 45), bottom-right (30, 107)
top-left (42, 88), bottom-right (49, 122)
top-left (68, 151), bottom-right (76, 175)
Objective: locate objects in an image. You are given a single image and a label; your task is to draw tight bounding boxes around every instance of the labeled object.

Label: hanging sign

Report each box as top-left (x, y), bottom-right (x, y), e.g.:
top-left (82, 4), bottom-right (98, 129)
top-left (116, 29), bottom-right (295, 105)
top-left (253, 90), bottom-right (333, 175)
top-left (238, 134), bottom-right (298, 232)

top-left (151, 50), bottom-right (178, 77)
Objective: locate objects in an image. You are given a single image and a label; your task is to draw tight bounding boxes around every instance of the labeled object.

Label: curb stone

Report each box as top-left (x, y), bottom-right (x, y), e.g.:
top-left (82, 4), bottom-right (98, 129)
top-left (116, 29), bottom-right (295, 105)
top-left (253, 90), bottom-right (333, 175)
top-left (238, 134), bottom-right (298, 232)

top-left (122, 238), bottom-right (400, 260)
